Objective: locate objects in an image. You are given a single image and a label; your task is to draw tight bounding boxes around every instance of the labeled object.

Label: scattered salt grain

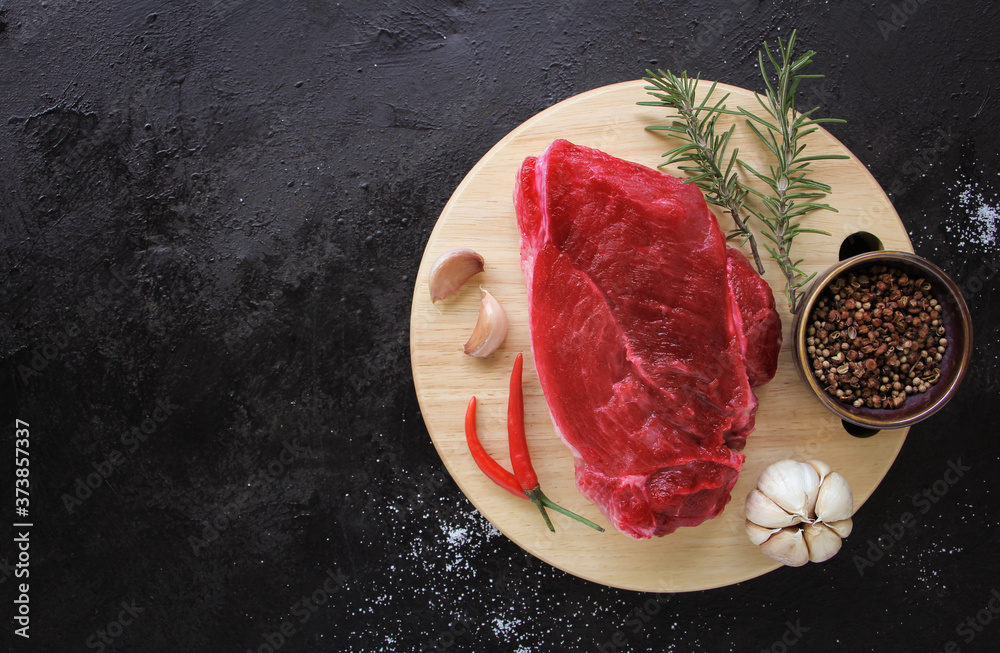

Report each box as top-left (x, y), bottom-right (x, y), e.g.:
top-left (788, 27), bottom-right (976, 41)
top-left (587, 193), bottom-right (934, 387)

top-left (947, 180), bottom-right (1000, 251)
top-left (445, 525), bottom-right (469, 547)
top-left (493, 615), bottom-right (523, 637)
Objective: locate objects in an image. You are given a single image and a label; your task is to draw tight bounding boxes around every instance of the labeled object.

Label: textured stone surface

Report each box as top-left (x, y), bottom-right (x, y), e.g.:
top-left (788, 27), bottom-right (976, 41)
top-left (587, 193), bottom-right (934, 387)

top-left (0, 1), bottom-right (997, 651)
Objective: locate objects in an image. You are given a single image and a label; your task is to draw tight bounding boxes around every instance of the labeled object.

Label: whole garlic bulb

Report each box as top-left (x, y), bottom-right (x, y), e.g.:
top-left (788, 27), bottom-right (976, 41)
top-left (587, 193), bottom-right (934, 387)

top-left (744, 459), bottom-right (854, 567)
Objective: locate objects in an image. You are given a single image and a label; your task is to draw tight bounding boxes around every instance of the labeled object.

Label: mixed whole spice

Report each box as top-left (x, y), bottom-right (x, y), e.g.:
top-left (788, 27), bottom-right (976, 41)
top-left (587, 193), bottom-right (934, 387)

top-left (806, 264), bottom-right (949, 409)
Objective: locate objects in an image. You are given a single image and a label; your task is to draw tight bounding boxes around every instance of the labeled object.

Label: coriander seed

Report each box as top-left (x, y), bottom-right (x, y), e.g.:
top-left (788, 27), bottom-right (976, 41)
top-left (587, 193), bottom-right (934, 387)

top-left (806, 264), bottom-right (948, 410)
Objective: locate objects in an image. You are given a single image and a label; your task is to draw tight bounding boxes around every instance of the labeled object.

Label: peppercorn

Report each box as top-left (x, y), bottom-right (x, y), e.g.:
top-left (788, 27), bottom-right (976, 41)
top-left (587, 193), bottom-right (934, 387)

top-left (806, 265), bottom-right (948, 410)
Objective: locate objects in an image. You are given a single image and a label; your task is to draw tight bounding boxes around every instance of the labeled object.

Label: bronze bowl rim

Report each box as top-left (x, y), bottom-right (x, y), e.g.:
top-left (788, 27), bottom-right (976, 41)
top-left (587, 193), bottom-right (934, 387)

top-left (791, 250), bottom-right (973, 430)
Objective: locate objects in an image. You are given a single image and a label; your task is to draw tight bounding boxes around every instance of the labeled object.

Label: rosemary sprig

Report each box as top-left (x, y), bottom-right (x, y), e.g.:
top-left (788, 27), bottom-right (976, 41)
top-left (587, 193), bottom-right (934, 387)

top-left (738, 30), bottom-right (849, 313)
top-left (640, 70), bottom-right (765, 274)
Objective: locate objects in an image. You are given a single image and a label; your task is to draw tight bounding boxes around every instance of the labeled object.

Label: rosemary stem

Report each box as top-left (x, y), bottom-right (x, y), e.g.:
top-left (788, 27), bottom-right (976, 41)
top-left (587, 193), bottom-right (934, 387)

top-left (739, 29), bottom-right (846, 314)
top-left (640, 30), bottom-right (844, 301)
top-left (727, 196), bottom-right (765, 275)
top-left (774, 191), bottom-right (801, 312)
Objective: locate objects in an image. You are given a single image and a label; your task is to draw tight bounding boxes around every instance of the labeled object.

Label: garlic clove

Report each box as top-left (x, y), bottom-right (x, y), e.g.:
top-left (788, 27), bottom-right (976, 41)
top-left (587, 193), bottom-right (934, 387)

top-left (745, 519), bottom-right (781, 546)
top-left (815, 472), bottom-right (854, 523)
top-left (745, 489), bottom-right (803, 529)
top-left (826, 518), bottom-right (854, 539)
top-left (463, 289), bottom-right (508, 357)
top-left (803, 522), bottom-right (843, 563)
top-left (756, 460), bottom-right (821, 520)
top-left (429, 248), bottom-right (485, 302)
top-left (759, 527), bottom-right (810, 567)
top-left (805, 459), bottom-right (832, 481)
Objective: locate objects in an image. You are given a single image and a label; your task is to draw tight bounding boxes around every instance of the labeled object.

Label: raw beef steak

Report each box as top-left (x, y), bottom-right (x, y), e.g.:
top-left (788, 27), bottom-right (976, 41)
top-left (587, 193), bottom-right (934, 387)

top-left (726, 248), bottom-right (782, 390)
top-left (514, 139), bottom-right (781, 539)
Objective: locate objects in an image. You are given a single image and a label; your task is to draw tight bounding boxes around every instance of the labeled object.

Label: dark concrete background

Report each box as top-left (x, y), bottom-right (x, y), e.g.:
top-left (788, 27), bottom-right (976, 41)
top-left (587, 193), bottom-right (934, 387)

top-left (1, 1), bottom-right (998, 651)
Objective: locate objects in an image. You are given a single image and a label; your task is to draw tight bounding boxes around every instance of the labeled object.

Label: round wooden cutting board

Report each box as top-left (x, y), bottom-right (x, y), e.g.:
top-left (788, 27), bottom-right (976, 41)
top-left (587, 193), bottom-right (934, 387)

top-left (409, 80), bottom-right (912, 592)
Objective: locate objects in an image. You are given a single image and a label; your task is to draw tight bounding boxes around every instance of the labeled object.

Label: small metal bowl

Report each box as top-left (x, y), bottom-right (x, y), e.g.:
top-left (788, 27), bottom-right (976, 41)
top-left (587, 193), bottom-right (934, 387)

top-left (791, 250), bottom-right (972, 430)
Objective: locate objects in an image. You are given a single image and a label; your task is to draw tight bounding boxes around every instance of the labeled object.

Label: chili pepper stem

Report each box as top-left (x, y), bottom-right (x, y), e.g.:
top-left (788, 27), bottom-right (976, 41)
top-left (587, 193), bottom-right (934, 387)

top-left (461, 355), bottom-right (610, 535)
top-left (525, 488), bottom-right (555, 532)
top-left (538, 490), bottom-right (606, 532)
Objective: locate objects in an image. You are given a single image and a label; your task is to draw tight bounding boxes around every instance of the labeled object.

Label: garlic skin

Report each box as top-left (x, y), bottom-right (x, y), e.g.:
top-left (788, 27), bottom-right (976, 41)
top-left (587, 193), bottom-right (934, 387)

top-left (756, 459), bottom-right (820, 519)
top-left (463, 289), bottom-right (507, 357)
top-left (745, 489), bottom-right (803, 528)
top-left (814, 472), bottom-right (854, 523)
top-left (745, 520), bottom-right (781, 546)
top-left (826, 518), bottom-right (854, 539)
top-left (805, 459), bottom-right (832, 480)
top-left (759, 527), bottom-right (809, 567)
top-left (429, 248), bottom-right (485, 302)
top-left (802, 522), bottom-right (842, 563)
top-left (744, 459), bottom-right (855, 567)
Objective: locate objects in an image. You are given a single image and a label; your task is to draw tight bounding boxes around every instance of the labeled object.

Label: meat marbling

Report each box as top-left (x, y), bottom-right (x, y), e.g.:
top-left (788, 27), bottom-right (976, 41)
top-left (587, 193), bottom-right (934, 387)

top-left (514, 139), bottom-right (781, 539)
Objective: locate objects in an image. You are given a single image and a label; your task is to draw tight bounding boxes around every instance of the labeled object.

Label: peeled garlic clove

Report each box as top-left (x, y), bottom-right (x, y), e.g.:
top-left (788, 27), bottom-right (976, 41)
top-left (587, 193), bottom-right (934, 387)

top-left (803, 522), bottom-right (843, 563)
top-left (463, 289), bottom-right (507, 357)
top-left (815, 472), bottom-right (854, 523)
top-left (826, 518), bottom-right (854, 539)
top-left (429, 248), bottom-right (485, 302)
top-left (745, 489), bottom-right (802, 529)
top-left (756, 460), bottom-right (820, 520)
top-left (745, 519), bottom-right (781, 546)
top-left (759, 527), bottom-right (809, 567)
top-left (805, 459), bottom-right (832, 481)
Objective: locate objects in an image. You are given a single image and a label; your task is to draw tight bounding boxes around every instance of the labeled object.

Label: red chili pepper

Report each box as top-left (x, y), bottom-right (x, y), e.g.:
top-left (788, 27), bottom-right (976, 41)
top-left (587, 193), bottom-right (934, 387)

top-left (507, 353), bottom-right (538, 491)
top-left (506, 352), bottom-right (554, 530)
top-left (463, 354), bottom-right (604, 533)
top-left (464, 396), bottom-right (525, 500)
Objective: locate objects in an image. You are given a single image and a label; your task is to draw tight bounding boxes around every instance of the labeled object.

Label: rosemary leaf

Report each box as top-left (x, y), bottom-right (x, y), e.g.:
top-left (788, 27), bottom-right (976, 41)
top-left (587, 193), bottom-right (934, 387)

top-left (739, 29), bottom-right (847, 314)
top-left (640, 69), bottom-right (765, 275)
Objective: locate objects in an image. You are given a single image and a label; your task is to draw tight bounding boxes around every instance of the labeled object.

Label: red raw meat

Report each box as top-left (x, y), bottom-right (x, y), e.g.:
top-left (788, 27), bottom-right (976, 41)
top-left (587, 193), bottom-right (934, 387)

top-left (514, 140), bottom-right (780, 539)
top-left (727, 248), bottom-right (783, 390)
